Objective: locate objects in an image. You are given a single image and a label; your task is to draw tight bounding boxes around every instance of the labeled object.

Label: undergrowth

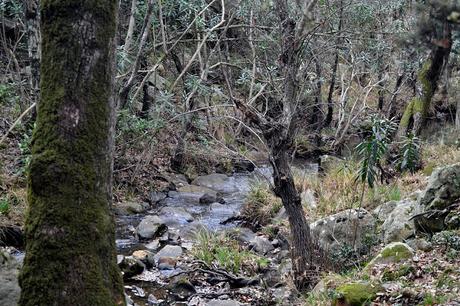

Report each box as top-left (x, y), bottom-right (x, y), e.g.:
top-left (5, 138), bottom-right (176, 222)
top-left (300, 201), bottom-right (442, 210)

top-left (191, 229), bottom-right (269, 275)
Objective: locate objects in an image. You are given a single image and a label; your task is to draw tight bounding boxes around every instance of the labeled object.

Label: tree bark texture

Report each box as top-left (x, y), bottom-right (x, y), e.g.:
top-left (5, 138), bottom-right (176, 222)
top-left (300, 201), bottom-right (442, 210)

top-left (398, 24), bottom-right (452, 137)
top-left (25, 0), bottom-right (41, 105)
top-left (19, 1), bottom-right (125, 305)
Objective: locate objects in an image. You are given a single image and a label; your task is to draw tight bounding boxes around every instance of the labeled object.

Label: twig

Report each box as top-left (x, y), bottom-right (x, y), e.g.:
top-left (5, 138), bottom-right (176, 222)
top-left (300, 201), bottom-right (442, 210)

top-left (0, 102), bottom-right (36, 146)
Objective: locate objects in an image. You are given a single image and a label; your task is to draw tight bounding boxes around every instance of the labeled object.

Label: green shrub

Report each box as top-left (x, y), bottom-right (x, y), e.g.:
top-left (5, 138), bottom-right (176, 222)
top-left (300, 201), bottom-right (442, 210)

top-left (191, 229), bottom-right (266, 275)
top-left (0, 197), bottom-right (10, 215)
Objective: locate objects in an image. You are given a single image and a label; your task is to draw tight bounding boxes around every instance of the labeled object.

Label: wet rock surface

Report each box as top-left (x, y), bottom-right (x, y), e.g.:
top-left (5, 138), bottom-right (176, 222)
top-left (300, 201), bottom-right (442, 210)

top-left (0, 249), bottom-right (21, 306)
top-left (116, 165), bottom-right (315, 305)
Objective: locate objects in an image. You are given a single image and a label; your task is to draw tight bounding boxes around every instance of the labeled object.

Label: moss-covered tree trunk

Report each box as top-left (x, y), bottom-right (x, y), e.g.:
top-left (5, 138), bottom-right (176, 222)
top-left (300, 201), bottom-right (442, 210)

top-left (397, 25), bottom-right (452, 137)
top-left (19, 1), bottom-right (125, 305)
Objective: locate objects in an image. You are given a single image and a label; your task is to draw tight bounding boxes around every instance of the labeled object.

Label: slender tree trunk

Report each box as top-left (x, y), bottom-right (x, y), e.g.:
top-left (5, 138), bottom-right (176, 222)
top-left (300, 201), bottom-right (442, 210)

top-left (387, 73), bottom-right (404, 118)
top-left (25, 0), bottom-right (40, 106)
top-left (456, 98), bottom-right (460, 130)
top-left (123, 0), bottom-right (137, 56)
top-left (323, 0), bottom-right (343, 127)
top-left (270, 142), bottom-right (315, 289)
top-left (270, 0), bottom-right (317, 289)
top-left (398, 23), bottom-right (452, 137)
top-left (19, 1), bottom-right (125, 305)
top-left (310, 56), bottom-right (323, 130)
top-left (377, 53), bottom-right (386, 111)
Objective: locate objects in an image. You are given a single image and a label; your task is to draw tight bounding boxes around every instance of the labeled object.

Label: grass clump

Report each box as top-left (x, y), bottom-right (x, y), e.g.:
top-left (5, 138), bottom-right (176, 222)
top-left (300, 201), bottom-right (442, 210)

top-left (191, 230), bottom-right (268, 275)
top-left (240, 182), bottom-right (282, 229)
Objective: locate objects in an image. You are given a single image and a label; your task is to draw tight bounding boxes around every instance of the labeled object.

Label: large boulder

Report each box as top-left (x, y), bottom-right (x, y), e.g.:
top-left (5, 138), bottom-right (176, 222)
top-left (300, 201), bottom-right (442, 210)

top-left (365, 242), bottom-right (414, 270)
top-left (311, 209), bottom-right (376, 254)
top-left (0, 251), bottom-right (20, 306)
top-left (165, 185), bottom-right (220, 205)
top-left (153, 245), bottom-right (183, 263)
top-left (158, 207), bottom-right (194, 226)
top-left (192, 173), bottom-right (239, 194)
top-left (381, 200), bottom-right (417, 243)
top-left (136, 215), bottom-right (167, 240)
top-left (414, 163), bottom-right (460, 233)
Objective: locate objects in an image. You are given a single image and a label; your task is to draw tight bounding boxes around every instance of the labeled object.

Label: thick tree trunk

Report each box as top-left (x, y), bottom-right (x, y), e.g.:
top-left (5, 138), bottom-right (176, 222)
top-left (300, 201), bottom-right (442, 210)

top-left (398, 24), bottom-right (452, 137)
top-left (19, 1), bottom-right (125, 305)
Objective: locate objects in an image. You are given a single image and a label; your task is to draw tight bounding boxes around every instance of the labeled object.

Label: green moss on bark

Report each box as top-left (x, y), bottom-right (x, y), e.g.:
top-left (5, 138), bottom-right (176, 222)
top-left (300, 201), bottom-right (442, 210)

top-left (18, 0), bottom-right (124, 305)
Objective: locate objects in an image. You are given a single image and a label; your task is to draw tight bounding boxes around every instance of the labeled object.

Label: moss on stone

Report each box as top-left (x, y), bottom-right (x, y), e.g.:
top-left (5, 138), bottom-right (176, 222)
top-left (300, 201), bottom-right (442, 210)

top-left (334, 282), bottom-right (380, 306)
top-left (380, 243), bottom-right (413, 261)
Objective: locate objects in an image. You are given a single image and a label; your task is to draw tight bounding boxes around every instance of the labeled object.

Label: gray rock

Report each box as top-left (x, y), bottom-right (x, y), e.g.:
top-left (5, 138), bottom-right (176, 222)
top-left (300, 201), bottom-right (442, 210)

top-left (381, 200), bottom-right (417, 243)
top-left (206, 300), bottom-right (241, 306)
top-left (320, 155), bottom-right (343, 172)
top-left (230, 227), bottom-right (257, 244)
top-left (136, 215), bottom-right (167, 240)
top-left (373, 200), bottom-right (398, 222)
top-left (179, 222), bottom-right (207, 240)
top-left (166, 173), bottom-right (189, 188)
top-left (169, 276), bottom-right (196, 301)
top-left (167, 185), bottom-right (220, 205)
top-left (300, 189), bottom-right (317, 209)
top-left (149, 192), bottom-right (167, 204)
top-left (114, 201), bottom-right (149, 215)
top-left (193, 173), bottom-right (239, 194)
top-left (407, 238), bottom-right (433, 252)
top-left (153, 245), bottom-right (183, 263)
top-left (200, 192), bottom-right (224, 204)
top-left (209, 203), bottom-right (234, 216)
top-left (415, 163), bottom-right (460, 233)
top-left (273, 207), bottom-right (287, 221)
top-left (159, 207), bottom-right (194, 226)
top-left (365, 242), bottom-right (414, 270)
top-left (148, 294), bottom-right (161, 305)
top-left (145, 240), bottom-right (160, 252)
top-left (118, 256), bottom-right (145, 279)
top-left (0, 251), bottom-right (20, 306)
top-left (311, 208), bottom-right (376, 253)
top-left (250, 236), bottom-right (274, 255)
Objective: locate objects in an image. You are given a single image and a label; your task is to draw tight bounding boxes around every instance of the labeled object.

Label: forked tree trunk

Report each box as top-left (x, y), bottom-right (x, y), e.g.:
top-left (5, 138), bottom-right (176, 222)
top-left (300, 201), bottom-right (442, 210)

top-left (19, 1), bottom-right (125, 305)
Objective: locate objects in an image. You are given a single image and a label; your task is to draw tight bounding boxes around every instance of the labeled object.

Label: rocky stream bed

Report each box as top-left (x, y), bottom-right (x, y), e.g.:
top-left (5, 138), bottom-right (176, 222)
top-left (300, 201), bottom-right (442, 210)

top-left (115, 163), bottom-right (318, 306)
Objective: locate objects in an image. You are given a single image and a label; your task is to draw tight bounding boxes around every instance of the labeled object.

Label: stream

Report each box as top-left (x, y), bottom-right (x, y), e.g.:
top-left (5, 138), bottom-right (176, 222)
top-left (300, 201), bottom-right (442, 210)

top-left (115, 162), bottom-right (318, 305)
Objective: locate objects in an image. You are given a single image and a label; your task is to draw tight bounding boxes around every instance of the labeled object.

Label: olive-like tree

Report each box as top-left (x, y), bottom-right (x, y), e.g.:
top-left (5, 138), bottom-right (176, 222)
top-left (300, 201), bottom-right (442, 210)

top-left (19, 1), bottom-right (125, 305)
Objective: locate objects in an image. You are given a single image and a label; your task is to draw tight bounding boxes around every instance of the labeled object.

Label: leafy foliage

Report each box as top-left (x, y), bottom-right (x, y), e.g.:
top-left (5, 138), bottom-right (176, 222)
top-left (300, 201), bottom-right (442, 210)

top-left (398, 133), bottom-right (421, 173)
top-left (355, 116), bottom-right (397, 188)
top-left (0, 197), bottom-right (10, 215)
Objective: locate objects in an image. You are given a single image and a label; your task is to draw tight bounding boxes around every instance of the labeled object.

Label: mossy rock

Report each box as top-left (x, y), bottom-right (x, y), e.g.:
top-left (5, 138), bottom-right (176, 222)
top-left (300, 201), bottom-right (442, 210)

top-left (334, 282), bottom-right (380, 306)
top-left (381, 264), bottom-right (415, 282)
top-left (365, 242), bottom-right (413, 271)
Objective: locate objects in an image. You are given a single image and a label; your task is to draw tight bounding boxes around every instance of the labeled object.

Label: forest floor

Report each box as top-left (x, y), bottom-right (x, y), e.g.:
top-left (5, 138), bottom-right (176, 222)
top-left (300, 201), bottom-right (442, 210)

top-left (1, 122), bottom-right (460, 305)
